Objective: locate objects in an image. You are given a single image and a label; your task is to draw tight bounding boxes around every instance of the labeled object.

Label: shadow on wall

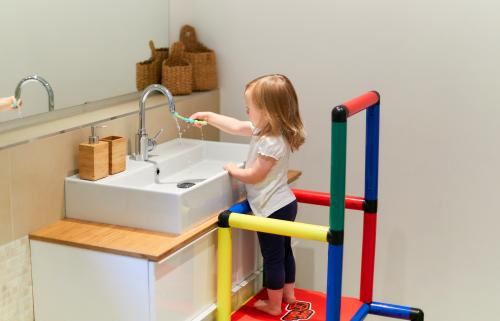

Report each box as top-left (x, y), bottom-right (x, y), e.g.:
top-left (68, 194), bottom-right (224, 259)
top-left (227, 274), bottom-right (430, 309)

top-left (382, 228), bottom-right (408, 302)
top-left (294, 245), bottom-right (317, 289)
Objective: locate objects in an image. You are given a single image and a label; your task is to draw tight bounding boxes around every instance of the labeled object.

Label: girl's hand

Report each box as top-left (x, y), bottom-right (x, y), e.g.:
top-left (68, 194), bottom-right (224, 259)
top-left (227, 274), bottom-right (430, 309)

top-left (189, 111), bottom-right (211, 128)
top-left (224, 162), bottom-right (239, 175)
top-left (13, 98), bottom-right (23, 110)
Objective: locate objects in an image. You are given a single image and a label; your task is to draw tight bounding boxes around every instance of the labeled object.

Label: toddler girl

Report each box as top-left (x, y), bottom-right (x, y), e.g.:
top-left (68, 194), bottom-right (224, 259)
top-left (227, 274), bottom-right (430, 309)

top-left (189, 74), bottom-right (305, 316)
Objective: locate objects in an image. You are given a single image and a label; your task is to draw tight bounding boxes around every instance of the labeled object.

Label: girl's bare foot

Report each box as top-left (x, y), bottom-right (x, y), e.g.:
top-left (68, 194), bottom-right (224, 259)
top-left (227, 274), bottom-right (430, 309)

top-left (254, 299), bottom-right (282, 316)
top-left (254, 288), bottom-right (283, 316)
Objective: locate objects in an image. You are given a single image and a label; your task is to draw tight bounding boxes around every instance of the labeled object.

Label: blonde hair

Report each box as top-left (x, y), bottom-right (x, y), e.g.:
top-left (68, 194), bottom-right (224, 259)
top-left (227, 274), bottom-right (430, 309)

top-left (245, 74), bottom-right (305, 152)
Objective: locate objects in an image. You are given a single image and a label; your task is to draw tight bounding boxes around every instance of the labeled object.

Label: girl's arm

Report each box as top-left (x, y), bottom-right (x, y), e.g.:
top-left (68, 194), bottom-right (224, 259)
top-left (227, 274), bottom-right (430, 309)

top-left (189, 111), bottom-right (253, 136)
top-left (224, 155), bottom-right (276, 184)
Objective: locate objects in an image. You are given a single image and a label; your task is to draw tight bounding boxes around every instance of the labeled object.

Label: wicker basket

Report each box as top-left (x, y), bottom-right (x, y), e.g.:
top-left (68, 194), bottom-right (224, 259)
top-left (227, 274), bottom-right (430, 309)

top-left (136, 40), bottom-right (169, 91)
top-left (161, 42), bottom-right (192, 95)
top-left (150, 40), bottom-right (169, 82)
top-left (180, 25), bottom-right (218, 91)
top-left (149, 40), bottom-right (168, 65)
top-left (135, 42), bottom-right (157, 91)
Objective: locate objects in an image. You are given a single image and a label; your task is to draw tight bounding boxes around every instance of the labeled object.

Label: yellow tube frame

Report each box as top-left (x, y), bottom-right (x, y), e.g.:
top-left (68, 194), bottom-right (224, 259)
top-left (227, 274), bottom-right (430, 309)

top-left (216, 212), bottom-right (329, 320)
top-left (229, 214), bottom-right (329, 243)
top-left (217, 226), bottom-right (232, 321)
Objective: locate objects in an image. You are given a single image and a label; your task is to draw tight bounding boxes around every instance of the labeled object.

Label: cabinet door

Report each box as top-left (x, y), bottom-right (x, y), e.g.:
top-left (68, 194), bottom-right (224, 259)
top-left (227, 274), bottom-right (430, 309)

top-left (151, 228), bottom-right (263, 321)
top-left (151, 229), bottom-right (218, 321)
top-left (31, 240), bottom-right (150, 321)
top-left (232, 229), bottom-right (261, 284)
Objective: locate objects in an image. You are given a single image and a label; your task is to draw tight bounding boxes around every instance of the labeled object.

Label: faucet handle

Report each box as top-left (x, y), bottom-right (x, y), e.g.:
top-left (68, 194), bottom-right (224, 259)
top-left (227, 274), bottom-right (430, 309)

top-left (147, 128), bottom-right (164, 152)
top-left (152, 128), bottom-right (164, 141)
top-left (147, 138), bottom-right (157, 152)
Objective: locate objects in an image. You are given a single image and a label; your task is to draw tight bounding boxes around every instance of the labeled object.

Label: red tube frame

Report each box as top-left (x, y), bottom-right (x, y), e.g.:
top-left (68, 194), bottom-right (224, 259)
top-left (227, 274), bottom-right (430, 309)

top-left (342, 91), bottom-right (379, 118)
top-left (360, 212), bottom-right (377, 303)
top-left (292, 189), bottom-right (364, 211)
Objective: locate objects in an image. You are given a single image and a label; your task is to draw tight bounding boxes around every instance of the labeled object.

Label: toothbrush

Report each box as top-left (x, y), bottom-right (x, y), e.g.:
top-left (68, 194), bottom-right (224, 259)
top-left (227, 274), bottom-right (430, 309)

top-left (11, 98), bottom-right (18, 109)
top-left (174, 112), bottom-right (208, 126)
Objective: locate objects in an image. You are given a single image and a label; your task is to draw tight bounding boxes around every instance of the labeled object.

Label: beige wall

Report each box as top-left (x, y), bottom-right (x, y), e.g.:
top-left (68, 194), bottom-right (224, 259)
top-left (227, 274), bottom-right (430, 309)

top-left (0, 91), bottom-right (219, 321)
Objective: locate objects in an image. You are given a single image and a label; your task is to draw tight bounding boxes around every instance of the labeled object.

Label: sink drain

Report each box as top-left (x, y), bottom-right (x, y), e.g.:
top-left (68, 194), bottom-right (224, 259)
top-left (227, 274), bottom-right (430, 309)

top-left (175, 178), bottom-right (206, 189)
top-left (177, 182), bottom-right (196, 189)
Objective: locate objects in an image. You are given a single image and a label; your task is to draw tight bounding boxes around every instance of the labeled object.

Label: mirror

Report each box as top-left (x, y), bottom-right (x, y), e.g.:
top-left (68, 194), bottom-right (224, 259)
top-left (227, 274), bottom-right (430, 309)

top-left (0, 0), bottom-right (170, 124)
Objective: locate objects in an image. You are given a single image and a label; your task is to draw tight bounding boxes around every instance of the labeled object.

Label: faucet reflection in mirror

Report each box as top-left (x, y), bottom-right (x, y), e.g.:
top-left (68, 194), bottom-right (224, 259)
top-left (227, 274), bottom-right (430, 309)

top-left (15, 74), bottom-right (54, 112)
top-left (134, 84), bottom-right (176, 161)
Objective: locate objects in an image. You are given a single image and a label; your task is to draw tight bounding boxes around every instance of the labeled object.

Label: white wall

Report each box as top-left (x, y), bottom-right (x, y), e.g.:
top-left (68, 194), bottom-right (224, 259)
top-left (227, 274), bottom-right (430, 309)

top-left (171, 1), bottom-right (500, 320)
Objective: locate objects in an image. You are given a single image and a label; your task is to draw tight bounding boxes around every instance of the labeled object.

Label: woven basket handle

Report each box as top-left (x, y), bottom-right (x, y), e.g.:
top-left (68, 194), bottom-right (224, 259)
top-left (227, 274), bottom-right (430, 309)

top-left (166, 42), bottom-right (185, 63)
top-left (180, 25), bottom-right (198, 51)
top-left (149, 40), bottom-right (157, 59)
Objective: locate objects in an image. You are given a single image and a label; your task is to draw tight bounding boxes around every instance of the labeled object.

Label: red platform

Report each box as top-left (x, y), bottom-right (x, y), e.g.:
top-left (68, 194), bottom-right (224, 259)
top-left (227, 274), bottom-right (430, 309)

top-left (232, 288), bottom-right (365, 321)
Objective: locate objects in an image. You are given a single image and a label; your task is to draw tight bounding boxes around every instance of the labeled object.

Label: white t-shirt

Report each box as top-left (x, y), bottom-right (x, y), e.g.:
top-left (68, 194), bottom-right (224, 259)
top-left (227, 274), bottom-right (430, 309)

top-left (245, 125), bottom-right (296, 217)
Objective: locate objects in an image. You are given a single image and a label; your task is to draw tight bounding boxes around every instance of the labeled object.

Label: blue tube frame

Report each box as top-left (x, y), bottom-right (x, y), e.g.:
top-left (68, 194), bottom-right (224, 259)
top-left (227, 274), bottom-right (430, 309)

top-left (326, 244), bottom-right (343, 321)
top-left (228, 199), bottom-right (251, 214)
top-left (370, 302), bottom-right (413, 319)
top-left (352, 304), bottom-right (370, 321)
top-left (364, 103), bottom-right (380, 202)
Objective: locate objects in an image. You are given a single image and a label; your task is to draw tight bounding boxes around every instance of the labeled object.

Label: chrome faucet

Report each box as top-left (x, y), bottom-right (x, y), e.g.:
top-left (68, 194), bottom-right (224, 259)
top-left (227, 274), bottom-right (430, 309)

top-left (15, 74), bottom-right (54, 112)
top-left (134, 84), bottom-right (176, 161)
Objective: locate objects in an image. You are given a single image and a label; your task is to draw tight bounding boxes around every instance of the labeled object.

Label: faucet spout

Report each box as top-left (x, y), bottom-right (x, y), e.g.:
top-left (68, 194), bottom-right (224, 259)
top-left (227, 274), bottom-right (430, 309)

top-left (15, 74), bottom-right (55, 112)
top-left (135, 84), bottom-right (176, 161)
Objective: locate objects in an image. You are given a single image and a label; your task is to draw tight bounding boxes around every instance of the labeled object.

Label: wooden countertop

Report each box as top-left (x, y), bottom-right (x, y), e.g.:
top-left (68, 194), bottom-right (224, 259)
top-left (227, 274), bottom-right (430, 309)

top-left (29, 170), bottom-right (301, 262)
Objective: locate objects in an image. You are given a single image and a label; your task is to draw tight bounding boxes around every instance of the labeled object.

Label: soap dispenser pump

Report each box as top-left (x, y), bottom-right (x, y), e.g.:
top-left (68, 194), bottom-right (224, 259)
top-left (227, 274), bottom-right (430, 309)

top-left (79, 125), bottom-right (109, 181)
top-left (88, 125), bottom-right (101, 144)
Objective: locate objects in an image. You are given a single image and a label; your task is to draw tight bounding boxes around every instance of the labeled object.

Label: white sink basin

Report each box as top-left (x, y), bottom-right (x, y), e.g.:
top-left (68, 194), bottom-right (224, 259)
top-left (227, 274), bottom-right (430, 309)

top-left (65, 138), bottom-right (249, 234)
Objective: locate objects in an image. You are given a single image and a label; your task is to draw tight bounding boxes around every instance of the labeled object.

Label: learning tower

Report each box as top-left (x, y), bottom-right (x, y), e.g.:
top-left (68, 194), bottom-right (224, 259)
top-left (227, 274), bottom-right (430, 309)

top-left (217, 92), bottom-right (424, 321)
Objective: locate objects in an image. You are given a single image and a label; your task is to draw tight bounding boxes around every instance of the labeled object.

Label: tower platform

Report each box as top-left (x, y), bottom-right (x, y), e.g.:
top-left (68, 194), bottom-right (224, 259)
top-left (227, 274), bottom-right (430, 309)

top-left (232, 288), bottom-right (368, 321)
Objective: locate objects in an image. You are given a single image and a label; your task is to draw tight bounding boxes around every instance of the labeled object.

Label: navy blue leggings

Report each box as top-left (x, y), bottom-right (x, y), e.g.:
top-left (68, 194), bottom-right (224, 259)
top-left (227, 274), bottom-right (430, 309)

top-left (257, 200), bottom-right (298, 290)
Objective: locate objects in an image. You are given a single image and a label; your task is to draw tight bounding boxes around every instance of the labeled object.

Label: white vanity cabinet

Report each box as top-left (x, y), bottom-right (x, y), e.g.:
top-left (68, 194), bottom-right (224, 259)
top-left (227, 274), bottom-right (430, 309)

top-left (31, 228), bottom-right (261, 321)
top-left (31, 239), bottom-right (151, 321)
